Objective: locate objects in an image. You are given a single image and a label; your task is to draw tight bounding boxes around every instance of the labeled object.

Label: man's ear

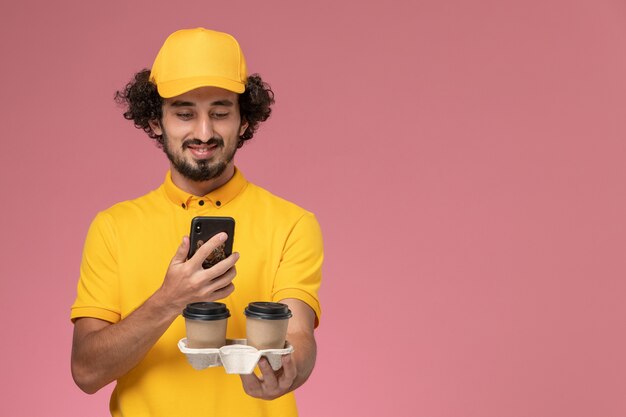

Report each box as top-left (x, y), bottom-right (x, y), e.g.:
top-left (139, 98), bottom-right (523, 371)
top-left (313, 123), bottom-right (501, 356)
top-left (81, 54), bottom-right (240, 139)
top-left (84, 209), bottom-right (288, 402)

top-left (149, 119), bottom-right (163, 136)
top-left (239, 118), bottom-right (249, 137)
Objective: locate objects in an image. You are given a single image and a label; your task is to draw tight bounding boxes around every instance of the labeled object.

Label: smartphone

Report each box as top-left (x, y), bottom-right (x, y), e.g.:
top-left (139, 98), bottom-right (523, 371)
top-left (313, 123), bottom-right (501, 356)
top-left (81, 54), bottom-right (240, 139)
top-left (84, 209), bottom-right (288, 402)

top-left (187, 216), bottom-right (235, 269)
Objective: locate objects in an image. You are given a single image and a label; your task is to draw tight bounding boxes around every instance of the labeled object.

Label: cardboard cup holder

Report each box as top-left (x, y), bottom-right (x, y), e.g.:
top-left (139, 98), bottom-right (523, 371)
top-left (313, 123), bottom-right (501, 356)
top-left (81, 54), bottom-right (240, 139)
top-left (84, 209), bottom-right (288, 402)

top-left (178, 338), bottom-right (293, 374)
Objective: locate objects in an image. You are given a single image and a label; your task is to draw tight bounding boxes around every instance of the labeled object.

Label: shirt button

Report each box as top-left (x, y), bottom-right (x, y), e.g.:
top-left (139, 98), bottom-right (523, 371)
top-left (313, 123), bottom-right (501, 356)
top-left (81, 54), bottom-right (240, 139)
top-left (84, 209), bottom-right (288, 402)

top-left (216, 201), bottom-right (221, 207)
top-left (199, 200), bottom-right (205, 206)
top-left (181, 203), bottom-right (186, 209)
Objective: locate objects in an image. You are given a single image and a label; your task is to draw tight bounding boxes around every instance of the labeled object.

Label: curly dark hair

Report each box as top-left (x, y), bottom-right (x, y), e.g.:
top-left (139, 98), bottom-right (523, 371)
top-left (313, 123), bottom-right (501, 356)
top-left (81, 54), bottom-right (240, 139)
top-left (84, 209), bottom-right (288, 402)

top-left (114, 69), bottom-right (275, 148)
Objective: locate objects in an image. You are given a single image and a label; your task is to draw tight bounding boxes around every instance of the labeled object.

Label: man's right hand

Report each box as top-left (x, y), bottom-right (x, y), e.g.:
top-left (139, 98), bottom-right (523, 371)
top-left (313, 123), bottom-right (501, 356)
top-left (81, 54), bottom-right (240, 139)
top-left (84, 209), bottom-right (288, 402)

top-left (156, 232), bottom-right (239, 315)
top-left (71, 232), bottom-right (238, 394)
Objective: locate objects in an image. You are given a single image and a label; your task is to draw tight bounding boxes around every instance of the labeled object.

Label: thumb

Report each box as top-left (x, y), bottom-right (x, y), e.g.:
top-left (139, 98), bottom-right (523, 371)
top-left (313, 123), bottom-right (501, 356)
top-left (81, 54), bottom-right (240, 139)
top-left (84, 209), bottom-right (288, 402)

top-left (171, 236), bottom-right (190, 265)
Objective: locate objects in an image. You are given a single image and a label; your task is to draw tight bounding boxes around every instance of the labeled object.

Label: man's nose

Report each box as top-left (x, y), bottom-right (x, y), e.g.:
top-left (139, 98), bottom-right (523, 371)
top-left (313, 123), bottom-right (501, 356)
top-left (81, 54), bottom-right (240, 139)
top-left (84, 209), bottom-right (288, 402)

top-left (195, 115), bottom-right (214, 141)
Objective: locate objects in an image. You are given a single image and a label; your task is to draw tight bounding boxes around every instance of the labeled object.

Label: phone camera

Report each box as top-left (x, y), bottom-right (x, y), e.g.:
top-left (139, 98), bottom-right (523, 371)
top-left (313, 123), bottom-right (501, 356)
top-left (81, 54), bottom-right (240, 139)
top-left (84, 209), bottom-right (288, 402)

top-left (195, 224), bottom-right (202, 233)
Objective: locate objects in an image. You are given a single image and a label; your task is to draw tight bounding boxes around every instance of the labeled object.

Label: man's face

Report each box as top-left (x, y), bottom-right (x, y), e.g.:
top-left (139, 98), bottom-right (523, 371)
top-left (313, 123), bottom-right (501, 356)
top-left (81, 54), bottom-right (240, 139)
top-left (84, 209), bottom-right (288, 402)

top-left (150, 86), bottom-right (248, 182)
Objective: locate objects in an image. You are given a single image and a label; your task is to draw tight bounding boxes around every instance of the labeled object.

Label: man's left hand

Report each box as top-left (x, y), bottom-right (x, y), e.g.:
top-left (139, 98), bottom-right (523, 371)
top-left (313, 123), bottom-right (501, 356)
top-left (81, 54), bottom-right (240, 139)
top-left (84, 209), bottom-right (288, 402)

top-left (240, 354), bottom-right (297, 400)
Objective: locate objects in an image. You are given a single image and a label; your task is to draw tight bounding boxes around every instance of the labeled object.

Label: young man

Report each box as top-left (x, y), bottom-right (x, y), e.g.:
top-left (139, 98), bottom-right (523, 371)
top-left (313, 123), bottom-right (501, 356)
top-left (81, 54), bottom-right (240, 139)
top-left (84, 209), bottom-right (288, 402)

top-left (70, 28), bottom-right (323, 416)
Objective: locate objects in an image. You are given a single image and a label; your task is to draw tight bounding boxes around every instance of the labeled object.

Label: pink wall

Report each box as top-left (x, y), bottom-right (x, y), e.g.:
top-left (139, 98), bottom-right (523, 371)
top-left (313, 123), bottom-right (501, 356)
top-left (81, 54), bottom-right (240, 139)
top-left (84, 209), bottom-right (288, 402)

top-left (2, 0), bottom-right (626, 416)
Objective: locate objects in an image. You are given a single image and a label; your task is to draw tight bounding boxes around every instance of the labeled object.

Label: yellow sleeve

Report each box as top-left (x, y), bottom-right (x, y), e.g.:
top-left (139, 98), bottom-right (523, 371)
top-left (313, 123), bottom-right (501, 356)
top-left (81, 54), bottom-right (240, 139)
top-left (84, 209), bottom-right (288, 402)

top-left (70, 211), bottom-right (121, 324)
top-left (272, 212), bottom-right (323, 327)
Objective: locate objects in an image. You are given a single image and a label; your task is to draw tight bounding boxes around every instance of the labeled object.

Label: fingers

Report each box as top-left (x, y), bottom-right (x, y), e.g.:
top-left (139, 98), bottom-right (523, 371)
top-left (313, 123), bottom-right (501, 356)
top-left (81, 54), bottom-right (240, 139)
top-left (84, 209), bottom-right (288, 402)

top-left (200, 273), bottom-right (236, 301)
top-left (240, 371), bottom-right (262, 398)
top-left (258, 358), bottom-right (279, 388)
top-left (193, 260), bottom-right (238, 301)
top-left (187, 231), bottom-right (239, 284)
top-left (188, 232), bottom-right (228, 269)
top-left (203, 252), bottom-right (239, 278)
top-left (240, 356), bottom-right (296, 400)
top-left (207, 282), bottom-right (235, 301)
top-left (161, 234), bottom-right (238, 310)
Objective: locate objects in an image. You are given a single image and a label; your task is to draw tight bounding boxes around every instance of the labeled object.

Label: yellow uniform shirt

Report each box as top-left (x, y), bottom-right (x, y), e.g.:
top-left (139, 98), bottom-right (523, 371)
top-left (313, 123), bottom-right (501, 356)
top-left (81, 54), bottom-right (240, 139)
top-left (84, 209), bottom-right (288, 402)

top-left (71, 168), bottom-right (323, 417)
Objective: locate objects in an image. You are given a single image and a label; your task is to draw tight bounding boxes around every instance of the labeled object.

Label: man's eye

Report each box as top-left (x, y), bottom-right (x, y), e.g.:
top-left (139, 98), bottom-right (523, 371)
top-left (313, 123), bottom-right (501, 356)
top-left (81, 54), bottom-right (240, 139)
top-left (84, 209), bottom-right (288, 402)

top-left (177, 113), bottom-right (193, 119)
top-left (212, 113), bottom-right (229, 119)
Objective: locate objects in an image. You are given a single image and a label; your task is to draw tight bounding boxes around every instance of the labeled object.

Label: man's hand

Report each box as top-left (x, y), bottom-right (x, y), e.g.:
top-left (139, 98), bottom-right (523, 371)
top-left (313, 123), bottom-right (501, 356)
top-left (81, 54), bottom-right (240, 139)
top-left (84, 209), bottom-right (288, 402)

top-left (71, 232), bottom-right (238, 394)
top-left (240, 355), bottom-right (297, 400)
top-left (155, 232), bottom-right (239, 315)
top-left (239, 299), bottom-right (317, 400)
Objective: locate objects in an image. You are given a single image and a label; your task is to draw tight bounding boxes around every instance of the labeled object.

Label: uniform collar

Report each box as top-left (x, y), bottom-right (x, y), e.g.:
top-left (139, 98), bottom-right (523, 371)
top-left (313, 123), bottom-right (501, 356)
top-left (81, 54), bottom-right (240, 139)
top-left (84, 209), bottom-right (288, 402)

top-left (163, 167), bottom-right (248, 210)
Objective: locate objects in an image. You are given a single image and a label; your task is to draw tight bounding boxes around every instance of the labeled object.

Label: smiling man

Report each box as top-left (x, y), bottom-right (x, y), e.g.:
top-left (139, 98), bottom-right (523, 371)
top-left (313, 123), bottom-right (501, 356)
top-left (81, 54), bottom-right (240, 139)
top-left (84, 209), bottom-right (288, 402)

top-left (153, 87), bottom-right (248, 194)
top-left (70, 28), bottom-right (323, 417)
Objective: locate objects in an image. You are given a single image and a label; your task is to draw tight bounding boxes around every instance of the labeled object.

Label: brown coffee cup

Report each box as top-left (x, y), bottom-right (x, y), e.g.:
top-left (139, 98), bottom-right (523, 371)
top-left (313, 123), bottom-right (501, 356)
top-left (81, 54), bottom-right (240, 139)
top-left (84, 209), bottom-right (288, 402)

top-left (244, 302), bottom-right (292, 350)
top-left (183, 302), bottom-right (230, 348)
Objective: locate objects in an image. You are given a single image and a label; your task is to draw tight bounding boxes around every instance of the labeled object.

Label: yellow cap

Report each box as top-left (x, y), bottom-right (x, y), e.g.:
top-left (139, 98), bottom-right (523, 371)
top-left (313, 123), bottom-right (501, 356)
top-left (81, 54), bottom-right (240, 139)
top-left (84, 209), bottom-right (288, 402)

top-left (150, 28), bottom-right (247, 98)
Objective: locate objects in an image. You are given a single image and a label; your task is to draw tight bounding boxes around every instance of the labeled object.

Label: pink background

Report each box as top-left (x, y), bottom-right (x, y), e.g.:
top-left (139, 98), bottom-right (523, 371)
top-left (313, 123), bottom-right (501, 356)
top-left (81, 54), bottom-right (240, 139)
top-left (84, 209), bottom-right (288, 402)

top-left (1, 0), bottom-right (626, 416)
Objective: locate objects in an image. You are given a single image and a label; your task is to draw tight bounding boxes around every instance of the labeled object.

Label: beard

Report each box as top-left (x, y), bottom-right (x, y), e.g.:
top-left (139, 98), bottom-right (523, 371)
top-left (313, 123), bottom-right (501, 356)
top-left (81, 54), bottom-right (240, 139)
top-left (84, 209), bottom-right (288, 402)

top-left (161, 131), bottom-right (238, 182)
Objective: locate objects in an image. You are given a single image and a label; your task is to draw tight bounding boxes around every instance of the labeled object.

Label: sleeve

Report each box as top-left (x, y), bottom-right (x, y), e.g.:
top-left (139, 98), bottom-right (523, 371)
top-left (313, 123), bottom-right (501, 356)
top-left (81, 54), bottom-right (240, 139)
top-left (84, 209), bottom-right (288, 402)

top-left (272, 212), bottom-right (324, 327)
top-left (70, 211), bottom-right (121, 324)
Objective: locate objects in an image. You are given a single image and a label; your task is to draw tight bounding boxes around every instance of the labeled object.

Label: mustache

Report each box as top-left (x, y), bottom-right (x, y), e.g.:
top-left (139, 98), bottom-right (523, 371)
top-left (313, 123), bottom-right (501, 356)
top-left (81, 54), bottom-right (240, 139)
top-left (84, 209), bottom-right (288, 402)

top-left (182, 137), bottom-right (224, 149)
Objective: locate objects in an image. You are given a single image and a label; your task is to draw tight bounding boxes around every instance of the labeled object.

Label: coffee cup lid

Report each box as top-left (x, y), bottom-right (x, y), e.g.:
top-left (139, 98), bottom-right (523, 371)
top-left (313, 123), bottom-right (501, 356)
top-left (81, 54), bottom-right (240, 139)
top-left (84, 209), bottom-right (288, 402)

top-left (183, 302), bottom-right (231, 320)
top-left (244, 302), bottom-right (292, 320)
